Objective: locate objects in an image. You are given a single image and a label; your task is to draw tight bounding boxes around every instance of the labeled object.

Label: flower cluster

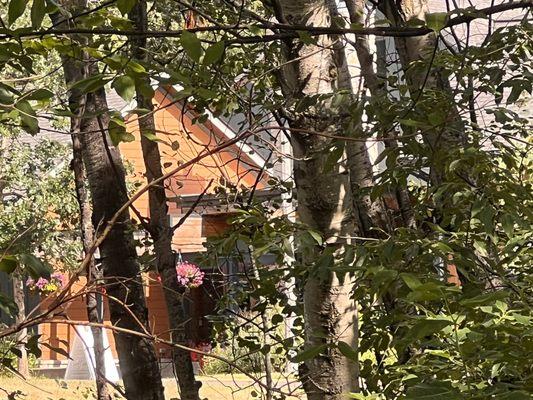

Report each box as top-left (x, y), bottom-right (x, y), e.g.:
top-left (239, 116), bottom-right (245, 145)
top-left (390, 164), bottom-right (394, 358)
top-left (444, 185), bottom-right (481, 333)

top-left (26, 272), bottom-right (66, 294)
top-left (176, 261), bottom-right (204, 288)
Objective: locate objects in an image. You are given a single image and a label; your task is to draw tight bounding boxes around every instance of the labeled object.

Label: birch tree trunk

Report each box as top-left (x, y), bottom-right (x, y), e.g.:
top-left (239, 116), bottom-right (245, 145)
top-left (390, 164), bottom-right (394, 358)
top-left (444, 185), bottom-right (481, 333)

top-left (53, 2), bottom-right (165, 398)
top-left (129, 2), bottom-right (201, 399)
top-left (344, 0), bottom-right (416, 229)
top-left (327, 0), bottom-right (392, 237)
top-left (378, 0), bottom-right (463, 285)
top-left (378, 0), bottom-right (466, 185)
top-left (277, 1), bottom-right (359, 398)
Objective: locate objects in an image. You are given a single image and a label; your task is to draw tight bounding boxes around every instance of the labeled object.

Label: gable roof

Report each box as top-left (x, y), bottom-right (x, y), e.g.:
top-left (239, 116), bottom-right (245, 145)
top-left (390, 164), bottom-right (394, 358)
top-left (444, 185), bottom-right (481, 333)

top-left (18, 87), bottom-right (281, 177)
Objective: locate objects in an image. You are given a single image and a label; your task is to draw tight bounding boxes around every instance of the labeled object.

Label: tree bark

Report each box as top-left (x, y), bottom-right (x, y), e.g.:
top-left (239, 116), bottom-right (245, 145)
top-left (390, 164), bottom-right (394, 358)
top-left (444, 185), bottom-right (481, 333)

top-left (53, 2), bottom-right (165, 399)
top-left (248, 246), bottom-right (274, 400)
top-left (277, 1), bottom-right (359, 398)
top-left (378, 0), bottom-right (466, 185)
top-left (13, 276), bottom-right (29, 378)
top-left (128, 2), bottom-right (202, 400)
top-left (72, 72), bottom-right (164, 400)
top-left (379, 0), bottom-right (463, 285)
top-left (344, 0), bottom-right (416, 229)
top-left (328, 0), bottom-right (392, 237)
top-left (71, 119), bottom-right (112, 400)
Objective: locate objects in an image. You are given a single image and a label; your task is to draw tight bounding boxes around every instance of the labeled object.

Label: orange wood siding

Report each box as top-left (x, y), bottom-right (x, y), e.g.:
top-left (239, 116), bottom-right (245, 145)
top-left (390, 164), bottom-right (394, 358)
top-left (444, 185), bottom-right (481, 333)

top-left (40, 88), bottom-right (260, 361)
top-left (120, 88), bottom-right (265, 220)
top-left (39, 278), bottom-right (117, 361)
top-left (40, 276), bottom-right (173, 360)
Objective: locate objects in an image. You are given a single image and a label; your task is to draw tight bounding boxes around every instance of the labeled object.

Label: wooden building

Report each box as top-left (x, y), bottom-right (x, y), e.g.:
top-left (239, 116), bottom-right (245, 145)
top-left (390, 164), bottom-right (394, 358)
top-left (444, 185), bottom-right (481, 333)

top-left (35, 85), bottom-right (281, 376)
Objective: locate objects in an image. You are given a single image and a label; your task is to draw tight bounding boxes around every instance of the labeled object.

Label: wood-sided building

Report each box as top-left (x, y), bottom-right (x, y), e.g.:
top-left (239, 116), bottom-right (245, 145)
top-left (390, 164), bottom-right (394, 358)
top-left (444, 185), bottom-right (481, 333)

top-left (35, 85), bottom-right (282, 376)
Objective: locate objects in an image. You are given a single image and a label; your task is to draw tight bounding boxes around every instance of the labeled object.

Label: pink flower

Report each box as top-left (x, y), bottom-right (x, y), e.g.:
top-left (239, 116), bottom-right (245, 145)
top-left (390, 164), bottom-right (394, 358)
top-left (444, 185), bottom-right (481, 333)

top-left (51, 272), bottom-right (67, 288)
top-left (26, 272), bottom-right (66, 293)
top-left (35, 277), bottom-right (48, 289)
top-left (176, 261), bottom-right (204, 288)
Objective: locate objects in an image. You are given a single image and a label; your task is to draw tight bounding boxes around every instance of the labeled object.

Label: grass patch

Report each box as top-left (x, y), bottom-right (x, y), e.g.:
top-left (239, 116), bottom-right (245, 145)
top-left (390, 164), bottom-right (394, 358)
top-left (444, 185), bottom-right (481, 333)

top-left (0, 375), bottom-right (303, 399)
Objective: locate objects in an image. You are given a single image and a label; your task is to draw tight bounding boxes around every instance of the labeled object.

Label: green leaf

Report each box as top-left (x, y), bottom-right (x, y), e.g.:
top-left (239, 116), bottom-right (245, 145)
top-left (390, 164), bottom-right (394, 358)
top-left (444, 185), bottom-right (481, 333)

top-left (405, 319), bottom-right (451, 342)
top-left (337, 341), bottom-right (358, 361)
top-left (460, 291), bottom-right (509, 307)
top-left (203, 41), bottom-right (225, 65)
top-left (25, 334), bottom-right (42, 358)
top-left (506, 84), bottom-right (523, 105)
top-left (40, 342), bottom-right (71, 359)
top-left (109, 117), bottom-right (135, 146)
top-left (473, 240), bottom-right (488, 257)
top-left (495, 391), bottom-right (531, 399)
top-left (425, 12), bottom-right (448, 32)
top-left (324, 143), bottom-right (345, 173)
top-left (8, 0), bottom-right (29, 25)
top-left (307, 230), bottom-right (323, 245)
top-left (116, 0), bottom-right (136, 14)
top-left (135, 77), bottom-right (155, 99)
top-left (24, 88), bottom-right (53, 101)
top-left (70, 74), bottom-right (111, 94)
top-left (181, 31), bottom-right (203, 62)
top-left (291, 344), bottom-right (327, 363)
top-left (400, 273), bottom-right (422, 290)
top-left (477, 206), bottom-right (495, 234)
top-left (0, 255), bottom-right (18, 274)
top-left (0, 84), bottom-right (16, 105)
top-left (314, 252), bottom-right (334, 278)
top-left (15, 100), bottom-right (39, 135)
top-left (10, 346), bottom-right (22, 358)
top-left (433, 242), bottom-right (453, 254)
top-left (142, 132), bottom-right (161, 142)
top-left (501, 214), bottom-right (514, 238)
top-left (405, 381), bottom-right (461, 399)
top-left (126, 60), bottom-right (146, 75)
top-left (31, 0), bottom-right (46, 28)
top-left (399, 118), bottom-right (425, 128)
top-left (112, 75), bottom-right (136, 102)
top-left (271, 314), bottom-right (284, 325)
top-left (19, 253), bottom-right (51, 280)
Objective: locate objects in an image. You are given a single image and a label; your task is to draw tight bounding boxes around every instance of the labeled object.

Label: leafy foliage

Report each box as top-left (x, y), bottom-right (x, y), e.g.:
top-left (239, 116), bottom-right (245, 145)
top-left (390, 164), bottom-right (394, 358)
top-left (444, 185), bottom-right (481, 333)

top-left (0, 1), bottom-right (531, 398)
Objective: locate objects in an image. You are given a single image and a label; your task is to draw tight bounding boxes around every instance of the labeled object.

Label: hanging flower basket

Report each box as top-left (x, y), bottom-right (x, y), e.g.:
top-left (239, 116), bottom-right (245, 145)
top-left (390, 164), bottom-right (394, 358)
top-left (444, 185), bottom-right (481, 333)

top-left (176, 261), bottom-right (204, 289)
top-left (26, 272), bottom-right (67, 295)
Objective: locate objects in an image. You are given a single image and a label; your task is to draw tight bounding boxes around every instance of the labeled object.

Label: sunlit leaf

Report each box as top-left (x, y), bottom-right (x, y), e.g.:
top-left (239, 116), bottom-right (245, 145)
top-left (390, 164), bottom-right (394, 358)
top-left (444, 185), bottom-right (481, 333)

top-left (8, 0), bottom-right (29, 25)
top-left (181, 31), bottom-right (203, 62)
top-left (31, 0), bottom-right (46, 28)
top-left (291, 344), bottom-right (327, 363)
top-left (112, 75), bottom-right (136, 102)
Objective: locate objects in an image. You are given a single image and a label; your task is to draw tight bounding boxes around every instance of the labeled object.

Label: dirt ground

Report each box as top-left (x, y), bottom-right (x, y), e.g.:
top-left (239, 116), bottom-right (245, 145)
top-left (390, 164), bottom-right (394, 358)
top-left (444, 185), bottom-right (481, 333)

top-left (0, 375), bottom-right (304, 399)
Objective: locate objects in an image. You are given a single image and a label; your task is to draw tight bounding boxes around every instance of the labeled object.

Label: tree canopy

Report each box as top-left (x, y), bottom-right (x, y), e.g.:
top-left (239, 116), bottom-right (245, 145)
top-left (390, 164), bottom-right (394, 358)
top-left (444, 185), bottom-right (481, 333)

top-left (0, 1), bottom-right (532, 399)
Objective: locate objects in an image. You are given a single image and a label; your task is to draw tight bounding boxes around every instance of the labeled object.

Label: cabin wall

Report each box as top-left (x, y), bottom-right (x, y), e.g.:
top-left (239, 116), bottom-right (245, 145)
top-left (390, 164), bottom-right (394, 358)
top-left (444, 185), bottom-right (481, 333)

top-left (38, 88), bottom-right (266, 365)
top-left (39, 214), bottom-right (231, 362)
top-left (119, 88), bottom-right (265, 219)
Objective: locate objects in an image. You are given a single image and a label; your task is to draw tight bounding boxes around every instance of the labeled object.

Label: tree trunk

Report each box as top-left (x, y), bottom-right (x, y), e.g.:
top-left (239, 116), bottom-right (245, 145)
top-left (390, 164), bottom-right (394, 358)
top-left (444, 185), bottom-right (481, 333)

top-left (344, 0), bottom-right (416, 229)
top-left (379, 0), bottom-right (463, 285)
top-left (128, 2), bottom-right (201, 399)
top-left (378, 0), bottom-right (466, 185)
top-left (53, 2), bottom-right (165, 399)
top-left (71, 122), bottom-right (112, 400)
top-left (277, 1), bottom-right (359, 398)
top-left (328, 0), bottom-right (391, 237)
top-left (13, 276), bottom-right (29, 378)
